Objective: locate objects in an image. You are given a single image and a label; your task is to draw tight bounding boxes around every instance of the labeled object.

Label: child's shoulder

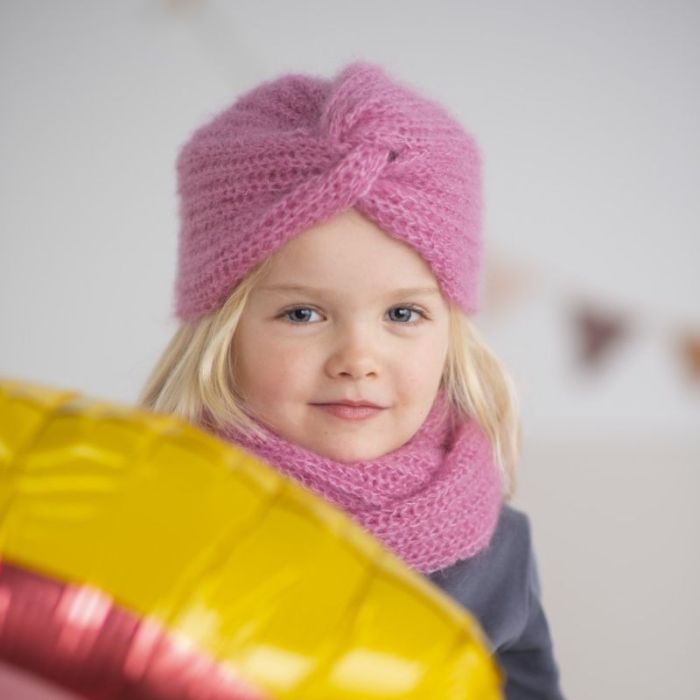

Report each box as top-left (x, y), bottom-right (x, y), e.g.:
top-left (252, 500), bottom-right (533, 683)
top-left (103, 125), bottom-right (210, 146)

top-left (492, 503), bottom-right (533, 557)
top-left (431, 503), bottom-right (533, 584)
top-left (427, 503), bottom-right (538, 647)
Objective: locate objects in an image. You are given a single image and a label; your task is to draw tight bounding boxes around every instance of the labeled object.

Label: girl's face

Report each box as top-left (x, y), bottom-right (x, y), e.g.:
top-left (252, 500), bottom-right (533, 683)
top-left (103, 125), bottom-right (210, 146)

top-left (232, 208), bottom-right (450, 462)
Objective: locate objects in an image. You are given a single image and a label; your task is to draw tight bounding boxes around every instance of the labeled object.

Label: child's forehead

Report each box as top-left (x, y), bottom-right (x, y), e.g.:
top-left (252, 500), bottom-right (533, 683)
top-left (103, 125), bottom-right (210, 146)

top-left (259, 253), bottom-right (441, 302)
top-left (257, 281), bottom-right (442, 302)
top-left (262, 209), bottom-right (440, 288)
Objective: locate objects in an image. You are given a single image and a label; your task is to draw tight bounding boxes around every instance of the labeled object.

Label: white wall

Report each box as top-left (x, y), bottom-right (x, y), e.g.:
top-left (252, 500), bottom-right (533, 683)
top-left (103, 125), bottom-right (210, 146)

top-left (2, 2), bottom-right (699, 698)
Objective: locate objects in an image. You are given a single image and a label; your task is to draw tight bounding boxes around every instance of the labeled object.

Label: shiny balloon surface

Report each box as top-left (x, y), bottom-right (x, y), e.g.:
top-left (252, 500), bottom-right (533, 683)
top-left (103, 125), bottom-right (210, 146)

top-left (0, 378), bottom-right (503, 699)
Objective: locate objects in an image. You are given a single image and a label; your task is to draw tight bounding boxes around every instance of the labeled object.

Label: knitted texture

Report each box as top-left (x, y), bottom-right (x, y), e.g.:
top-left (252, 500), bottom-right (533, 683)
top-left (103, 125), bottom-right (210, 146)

top-left (211, 392), bottom-right (503, 574)
top-left (174, 61), bottom-right (483, 321)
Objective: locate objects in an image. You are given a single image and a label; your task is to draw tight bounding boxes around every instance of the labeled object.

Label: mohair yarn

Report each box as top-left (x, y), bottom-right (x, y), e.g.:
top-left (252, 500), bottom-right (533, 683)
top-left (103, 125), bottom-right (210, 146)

top-left (174, 61), bottom-right (483, 321)
top-left (212, 392), bottom-right (503, 574)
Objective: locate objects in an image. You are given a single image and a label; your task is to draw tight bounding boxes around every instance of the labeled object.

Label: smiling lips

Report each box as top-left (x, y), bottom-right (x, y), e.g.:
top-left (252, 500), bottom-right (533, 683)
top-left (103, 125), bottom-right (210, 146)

top-left (312, 400), bottom-right (386, 421)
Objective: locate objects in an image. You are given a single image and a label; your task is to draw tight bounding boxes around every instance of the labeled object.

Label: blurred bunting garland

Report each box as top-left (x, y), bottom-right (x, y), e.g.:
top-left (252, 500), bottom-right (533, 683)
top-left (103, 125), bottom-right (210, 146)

top-left (480, 257), bottom-right (698, 387)
top-left (678, 331), bottom-right (700, 382)
top-left (570, 304), bottom-right (633, 370)
top-left (482, 256), bottom-right (534, 314)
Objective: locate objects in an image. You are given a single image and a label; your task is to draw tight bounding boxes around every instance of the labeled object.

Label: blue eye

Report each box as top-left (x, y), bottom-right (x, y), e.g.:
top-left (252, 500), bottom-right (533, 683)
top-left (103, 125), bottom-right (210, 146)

top-left (387, 306), bottom-right (424, 323)
top-left (283, 307), bottom-right (321, 323)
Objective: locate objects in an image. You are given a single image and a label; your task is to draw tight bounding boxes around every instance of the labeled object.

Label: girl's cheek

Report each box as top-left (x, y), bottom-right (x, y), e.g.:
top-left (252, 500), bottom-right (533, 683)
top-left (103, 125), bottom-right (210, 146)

top-left (256, 345), bottom-right (313, 387)
top-left (399, 349), bottom-right (446, 393)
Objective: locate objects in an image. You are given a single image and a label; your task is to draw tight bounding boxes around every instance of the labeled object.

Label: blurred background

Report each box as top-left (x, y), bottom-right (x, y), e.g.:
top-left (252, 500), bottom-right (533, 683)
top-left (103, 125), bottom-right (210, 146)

top-left (1, 1), bottom-right (698, 698)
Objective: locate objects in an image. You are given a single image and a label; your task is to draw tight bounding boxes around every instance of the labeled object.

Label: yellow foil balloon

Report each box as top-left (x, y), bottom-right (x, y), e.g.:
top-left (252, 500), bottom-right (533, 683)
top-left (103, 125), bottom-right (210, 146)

top-left (0, 378), bottom-right (503, 699)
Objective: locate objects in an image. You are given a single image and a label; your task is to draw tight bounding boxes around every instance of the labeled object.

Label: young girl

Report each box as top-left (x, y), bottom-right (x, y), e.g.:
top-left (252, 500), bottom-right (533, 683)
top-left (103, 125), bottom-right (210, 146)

top-left (140, 61), bottom-right (566, 699)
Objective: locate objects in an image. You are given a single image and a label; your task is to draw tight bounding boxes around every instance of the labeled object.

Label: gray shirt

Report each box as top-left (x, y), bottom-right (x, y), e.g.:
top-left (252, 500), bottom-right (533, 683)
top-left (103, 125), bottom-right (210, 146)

top-left (427, 504), bottom-right (566, 699)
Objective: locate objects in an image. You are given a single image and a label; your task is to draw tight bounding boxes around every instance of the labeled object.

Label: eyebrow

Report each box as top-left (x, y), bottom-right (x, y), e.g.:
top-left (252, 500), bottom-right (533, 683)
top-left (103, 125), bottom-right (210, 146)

top-left (258, 284), bottom-right (441, 297)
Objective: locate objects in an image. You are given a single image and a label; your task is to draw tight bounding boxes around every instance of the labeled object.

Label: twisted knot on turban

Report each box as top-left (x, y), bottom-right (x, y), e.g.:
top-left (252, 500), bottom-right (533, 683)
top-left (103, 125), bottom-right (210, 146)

top-left (174, 62), bottom-right (483, 321)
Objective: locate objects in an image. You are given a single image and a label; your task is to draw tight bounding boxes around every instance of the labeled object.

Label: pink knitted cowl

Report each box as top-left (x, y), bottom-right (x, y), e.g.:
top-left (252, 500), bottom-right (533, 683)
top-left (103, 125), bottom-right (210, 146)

top-left (212, 392), bottom-right (503, 574)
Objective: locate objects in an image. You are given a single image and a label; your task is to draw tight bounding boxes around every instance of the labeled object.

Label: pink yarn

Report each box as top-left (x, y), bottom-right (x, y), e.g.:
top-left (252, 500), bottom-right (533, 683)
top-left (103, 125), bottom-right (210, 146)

top-left (174, 61), bottom-right (483, 321)
top-left (211, 392), bottom-right (503, 574)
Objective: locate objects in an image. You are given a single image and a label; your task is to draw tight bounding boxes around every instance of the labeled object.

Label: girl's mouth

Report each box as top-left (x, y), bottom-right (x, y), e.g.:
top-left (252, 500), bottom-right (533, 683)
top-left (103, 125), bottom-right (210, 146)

top-left (312, 404), bottom-right (386, 421)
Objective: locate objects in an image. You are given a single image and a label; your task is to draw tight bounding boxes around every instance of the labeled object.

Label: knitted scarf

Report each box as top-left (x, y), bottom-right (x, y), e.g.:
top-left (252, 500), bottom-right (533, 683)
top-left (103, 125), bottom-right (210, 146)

top-left (211, 392), bottom-right (503, 574)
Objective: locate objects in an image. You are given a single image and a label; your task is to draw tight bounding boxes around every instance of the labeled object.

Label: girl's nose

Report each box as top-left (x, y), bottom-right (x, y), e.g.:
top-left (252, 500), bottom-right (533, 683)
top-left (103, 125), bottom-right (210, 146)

top-left (323, 334), bottom-right (380, 380)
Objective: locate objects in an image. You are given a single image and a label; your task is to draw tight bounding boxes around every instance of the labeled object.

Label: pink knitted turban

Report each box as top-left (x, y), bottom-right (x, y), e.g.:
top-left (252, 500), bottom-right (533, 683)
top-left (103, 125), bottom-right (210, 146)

top-left (174, 61), bottom-right (483, 321)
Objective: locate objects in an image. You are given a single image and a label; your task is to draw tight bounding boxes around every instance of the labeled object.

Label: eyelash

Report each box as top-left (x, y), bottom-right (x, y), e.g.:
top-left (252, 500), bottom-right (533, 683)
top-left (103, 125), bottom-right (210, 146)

top-left (278, 305), bottom-right (429, 325)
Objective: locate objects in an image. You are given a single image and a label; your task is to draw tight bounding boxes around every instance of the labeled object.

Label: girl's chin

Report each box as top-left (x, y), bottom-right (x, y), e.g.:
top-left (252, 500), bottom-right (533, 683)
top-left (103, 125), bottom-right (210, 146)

top-left (303, 438), bottom-right (397, 463)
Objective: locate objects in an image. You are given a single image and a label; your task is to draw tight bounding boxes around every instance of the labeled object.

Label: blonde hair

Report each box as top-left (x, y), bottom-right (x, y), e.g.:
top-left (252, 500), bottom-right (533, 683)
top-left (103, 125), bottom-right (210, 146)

top-left (139, 263), bottom-right (520, 499)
